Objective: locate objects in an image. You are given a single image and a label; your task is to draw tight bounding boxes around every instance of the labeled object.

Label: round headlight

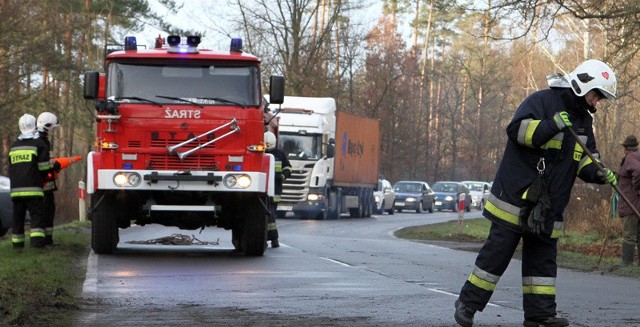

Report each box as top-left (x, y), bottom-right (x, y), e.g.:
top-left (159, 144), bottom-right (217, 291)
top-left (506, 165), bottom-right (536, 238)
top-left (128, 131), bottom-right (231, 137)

top-left (445, 196), bottom-right (454, 201)
top-left (128, 174), bottom-right (142, 187)
top-left (237, 175), bottom-right (251, 188)
top-left (223, 175), bottom-right (237, 188)
top-left (113, 173), bottom-right (128, 187)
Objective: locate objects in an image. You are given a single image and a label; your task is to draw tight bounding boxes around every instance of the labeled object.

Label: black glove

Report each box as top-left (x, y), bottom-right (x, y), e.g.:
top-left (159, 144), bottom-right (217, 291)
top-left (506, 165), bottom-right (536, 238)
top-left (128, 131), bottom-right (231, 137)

top-left (52, 160), bottom-right (62, 172)
top-left (527, 203), bottom-right (547, 235)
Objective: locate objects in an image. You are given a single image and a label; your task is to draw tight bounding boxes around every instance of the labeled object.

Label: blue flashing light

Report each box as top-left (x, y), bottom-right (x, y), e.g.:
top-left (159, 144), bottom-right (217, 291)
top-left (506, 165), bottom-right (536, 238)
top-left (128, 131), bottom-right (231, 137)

top-left (232, 165), bottom-right (243, 171)
top-left (122, 163), bottom-right (133, 169)
top-left (124, 36), bottom-right (137, 51)
top-left (230, 38), bottom-right (243, 52)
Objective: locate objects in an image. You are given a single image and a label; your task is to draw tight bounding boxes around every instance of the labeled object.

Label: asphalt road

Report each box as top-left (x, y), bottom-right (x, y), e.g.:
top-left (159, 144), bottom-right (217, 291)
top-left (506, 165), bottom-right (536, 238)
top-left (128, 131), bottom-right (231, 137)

top-left (73, 210), bottom-right (640, 327)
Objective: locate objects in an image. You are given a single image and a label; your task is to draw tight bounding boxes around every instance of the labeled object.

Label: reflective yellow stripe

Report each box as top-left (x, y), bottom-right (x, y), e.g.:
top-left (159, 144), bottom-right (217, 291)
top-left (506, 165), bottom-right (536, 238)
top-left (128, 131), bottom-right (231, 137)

top-left (468, 273), bottom-right (496, 291)
top-left (551, 221), bottom-right (563, 238)
top-left (9, 148), bottom-right (37, 164)
top-left (275, 161), bottom-right (283, 173)
top-left (540, 133), bottom-right (564, 150)
top-left (485, 194), bottom-right (520, 226)
top-left (517, 119), bottom-right (541, 148)
top-left (523, 285), bottom-right (556, 295)
top-left (30, 231), bottom-right (46, 238)
top-left (12, 236), bottom-right (25, 243)
top-left (11, 191), bottom-right (44, 197)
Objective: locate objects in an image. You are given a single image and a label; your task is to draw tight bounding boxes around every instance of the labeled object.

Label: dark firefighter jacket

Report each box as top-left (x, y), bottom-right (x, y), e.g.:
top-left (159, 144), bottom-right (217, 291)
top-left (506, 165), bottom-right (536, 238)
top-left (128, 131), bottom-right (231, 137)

top-left (9, 137), bottom-right (51, 199)
top-left (484, 87), bottom-right (605, 237)
top-left (268, 148), bottom-right (292, 202)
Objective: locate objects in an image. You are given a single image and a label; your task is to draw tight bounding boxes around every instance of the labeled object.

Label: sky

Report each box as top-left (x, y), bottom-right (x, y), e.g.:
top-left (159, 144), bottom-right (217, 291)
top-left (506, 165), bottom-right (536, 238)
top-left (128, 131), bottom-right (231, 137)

top-left (135, 0), bottom-right (386, 51)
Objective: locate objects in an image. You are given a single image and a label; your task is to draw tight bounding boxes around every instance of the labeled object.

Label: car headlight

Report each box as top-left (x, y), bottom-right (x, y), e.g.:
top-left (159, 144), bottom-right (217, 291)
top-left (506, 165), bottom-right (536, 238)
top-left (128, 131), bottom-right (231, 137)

top-left (375, 195), bottom-right (382, 203)
top-left (113, 172), bottom-right (142, 187)
top-left (406, 197), bottom-right (416, 202)
top-left (223, 174), bottom-right (252, 189)
top-left (445, 195), bottom-right (454, 201)
top-left (307, 193), bottom-right (325, 201)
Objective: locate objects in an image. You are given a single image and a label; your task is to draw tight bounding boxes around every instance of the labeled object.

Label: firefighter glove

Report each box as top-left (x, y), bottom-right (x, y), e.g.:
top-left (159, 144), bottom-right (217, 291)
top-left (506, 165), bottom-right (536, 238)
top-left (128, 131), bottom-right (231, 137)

top-left (527, 203), bottom-right (547, 235)
top-left (597, 168), bottom-right (618, 186)
top-left (553, 111), bottom-right (572, 130)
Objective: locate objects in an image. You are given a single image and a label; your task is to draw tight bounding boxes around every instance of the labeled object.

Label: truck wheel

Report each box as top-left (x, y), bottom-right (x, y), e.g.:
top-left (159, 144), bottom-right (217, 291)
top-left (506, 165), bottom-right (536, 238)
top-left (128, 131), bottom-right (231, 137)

top-left (328, 189), bottom-right (342, 220)
top-left (91, 191), bottom-right (119, 254)
top-left (239, 197), bottom-right (268, 256)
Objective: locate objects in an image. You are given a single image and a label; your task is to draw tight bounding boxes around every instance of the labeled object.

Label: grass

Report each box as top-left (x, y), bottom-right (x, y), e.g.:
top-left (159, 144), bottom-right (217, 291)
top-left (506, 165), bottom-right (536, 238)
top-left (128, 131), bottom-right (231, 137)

top-left (0, 220), bottom-right (91, 326)
top-left (395, 217), bottom-right (640, 279)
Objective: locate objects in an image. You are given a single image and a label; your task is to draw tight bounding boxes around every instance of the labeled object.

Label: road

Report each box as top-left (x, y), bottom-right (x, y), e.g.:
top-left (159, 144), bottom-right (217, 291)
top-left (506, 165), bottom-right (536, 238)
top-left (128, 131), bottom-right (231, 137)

top-left (73, 211), bottom-right (640, 327)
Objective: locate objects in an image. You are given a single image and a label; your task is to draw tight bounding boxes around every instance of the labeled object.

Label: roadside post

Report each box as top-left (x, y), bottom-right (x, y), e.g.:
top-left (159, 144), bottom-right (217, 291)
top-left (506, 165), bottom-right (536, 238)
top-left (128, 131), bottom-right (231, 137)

top-left (78, 181), bottom-right (86, 221)
top-left (457, 193), bottom-right (465, 234)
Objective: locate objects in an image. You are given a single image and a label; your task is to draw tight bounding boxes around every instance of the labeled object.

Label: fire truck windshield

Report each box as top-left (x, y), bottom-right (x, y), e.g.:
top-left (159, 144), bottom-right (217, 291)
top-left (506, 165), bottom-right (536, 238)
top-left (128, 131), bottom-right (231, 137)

top-left (106, 63), bottom-right (261, 106)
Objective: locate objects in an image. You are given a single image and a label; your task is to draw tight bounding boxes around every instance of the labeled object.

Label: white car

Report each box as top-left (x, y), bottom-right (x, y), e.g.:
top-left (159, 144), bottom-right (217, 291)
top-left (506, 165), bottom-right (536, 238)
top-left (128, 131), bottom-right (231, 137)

top-left (461, 181), bottom-right (491, 210)
top-left (374, 179), bottom-right (395, 215)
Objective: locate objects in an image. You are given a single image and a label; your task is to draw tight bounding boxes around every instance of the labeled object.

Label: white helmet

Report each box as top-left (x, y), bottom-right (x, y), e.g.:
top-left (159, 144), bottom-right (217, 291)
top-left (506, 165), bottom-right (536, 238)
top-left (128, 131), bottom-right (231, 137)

top-left (37, 112), bottom-right (59, 133)
top-left (19, 114), bottom-right (36, 135)
top-left (264, 131), bottom-right (276, 150)
top-left (567, 59), bottom-right (617, 100)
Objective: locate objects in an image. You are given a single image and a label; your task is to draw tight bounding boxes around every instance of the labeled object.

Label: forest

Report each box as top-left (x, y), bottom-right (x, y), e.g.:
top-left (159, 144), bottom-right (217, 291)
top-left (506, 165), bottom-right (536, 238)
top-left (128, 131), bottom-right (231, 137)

top-left (0, 0), bottom-right (637, 234)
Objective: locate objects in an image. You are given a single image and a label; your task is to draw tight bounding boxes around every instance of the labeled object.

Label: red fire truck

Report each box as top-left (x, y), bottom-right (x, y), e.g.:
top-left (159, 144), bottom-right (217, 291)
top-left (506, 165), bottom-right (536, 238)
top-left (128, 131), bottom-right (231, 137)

top-left (83, 35), bottom-right (284, 256)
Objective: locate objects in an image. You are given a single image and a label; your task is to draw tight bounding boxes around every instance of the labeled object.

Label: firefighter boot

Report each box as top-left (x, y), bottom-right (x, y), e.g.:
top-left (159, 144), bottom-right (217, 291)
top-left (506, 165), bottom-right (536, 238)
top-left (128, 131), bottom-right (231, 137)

top-left (523, 316), bottom-right (569, 327)
top-left (454, 299), bottom-right (475, 327)
top-left (622, 243), bottom-right (634, 267)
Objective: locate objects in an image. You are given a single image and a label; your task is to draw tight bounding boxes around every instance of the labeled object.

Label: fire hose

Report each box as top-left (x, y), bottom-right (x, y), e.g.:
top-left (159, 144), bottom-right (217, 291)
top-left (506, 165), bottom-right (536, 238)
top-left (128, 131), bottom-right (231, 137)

top-left (566, 127), bottom-right (640, 218)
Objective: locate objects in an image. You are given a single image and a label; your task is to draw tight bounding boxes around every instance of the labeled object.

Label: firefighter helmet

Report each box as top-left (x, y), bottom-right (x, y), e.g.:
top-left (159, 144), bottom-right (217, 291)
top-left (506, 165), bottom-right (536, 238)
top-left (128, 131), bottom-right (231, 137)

top-left (264, 131), bottom-right (276, 150)
top-left (37, 112), bottom-right (59, 133)
top-left (19, 114), bottom-right (37, 135)
top-left (567, 59), bottom-right (617, 100)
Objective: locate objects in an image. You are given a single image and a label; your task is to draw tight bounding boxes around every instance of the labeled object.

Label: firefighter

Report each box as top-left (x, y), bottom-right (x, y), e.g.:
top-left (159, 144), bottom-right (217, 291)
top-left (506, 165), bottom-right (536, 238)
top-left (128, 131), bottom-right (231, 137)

top-left (264, 131), bottom-right (292, 248)
top-left (37, 112), bottom-right (60, 246)
top-left (454, 60), bottom-right (618, 327)
top-left (9, 114), bottom-right (51, 249)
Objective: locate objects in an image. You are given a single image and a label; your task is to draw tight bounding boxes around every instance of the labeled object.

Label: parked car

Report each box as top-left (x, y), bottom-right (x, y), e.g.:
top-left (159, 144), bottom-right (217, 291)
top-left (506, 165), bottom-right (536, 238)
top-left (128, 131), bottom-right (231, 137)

top-left (0, 175), bottom-right (12, 237)
top-left (461, 181), bottom-right (491, 210)
top-left (374, 179), bottom-right (395, 215)
top-left (432, 181), bottom-right (471, 212)
top-left (392, 181), bottom-right (435, 213)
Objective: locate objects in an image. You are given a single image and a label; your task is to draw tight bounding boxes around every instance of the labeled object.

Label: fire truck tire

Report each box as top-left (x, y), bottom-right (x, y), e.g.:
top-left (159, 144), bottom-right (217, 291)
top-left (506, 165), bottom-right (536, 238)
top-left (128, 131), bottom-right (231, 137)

top-left (91, 191), bottom-right (119, 254)
top-left (239, 198), bottom-right (268, 256)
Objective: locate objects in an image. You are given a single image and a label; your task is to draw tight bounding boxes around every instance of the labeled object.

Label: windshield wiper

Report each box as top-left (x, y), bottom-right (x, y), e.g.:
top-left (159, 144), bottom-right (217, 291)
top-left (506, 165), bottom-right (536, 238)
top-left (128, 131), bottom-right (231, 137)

top-left (113, 96), bottom-right (162, 107)
top-left (196, 97), bottom-right (246, 108)
top-left (156, 95), bottom-right (204, 108)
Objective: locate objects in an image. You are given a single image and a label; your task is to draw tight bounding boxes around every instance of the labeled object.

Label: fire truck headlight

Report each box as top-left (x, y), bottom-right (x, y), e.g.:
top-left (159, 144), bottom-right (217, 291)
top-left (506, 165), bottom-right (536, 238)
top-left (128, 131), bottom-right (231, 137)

top-left (223, 174), bottom-right (252, 189)
top-left (113, 172), bottom-right (142, 187)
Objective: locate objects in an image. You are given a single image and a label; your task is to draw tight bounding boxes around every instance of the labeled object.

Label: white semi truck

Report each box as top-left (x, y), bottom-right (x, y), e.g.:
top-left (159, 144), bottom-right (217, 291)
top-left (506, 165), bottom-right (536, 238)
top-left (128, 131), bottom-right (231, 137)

top-left (268, 96), bottom-right (381, 220)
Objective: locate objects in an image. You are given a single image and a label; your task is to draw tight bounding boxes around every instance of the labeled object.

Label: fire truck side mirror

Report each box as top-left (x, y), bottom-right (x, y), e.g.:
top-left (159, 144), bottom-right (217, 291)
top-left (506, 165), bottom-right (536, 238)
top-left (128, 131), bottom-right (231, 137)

top-left (269, 75), bottom-right (285, 105)
top-left (84, 72), bottom-right (100, 100)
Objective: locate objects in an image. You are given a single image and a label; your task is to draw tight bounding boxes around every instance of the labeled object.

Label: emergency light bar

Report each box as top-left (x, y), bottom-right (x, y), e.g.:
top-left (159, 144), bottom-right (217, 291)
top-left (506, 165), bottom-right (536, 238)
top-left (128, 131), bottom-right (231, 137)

top-left (166, 35), bottom-right (200, 54)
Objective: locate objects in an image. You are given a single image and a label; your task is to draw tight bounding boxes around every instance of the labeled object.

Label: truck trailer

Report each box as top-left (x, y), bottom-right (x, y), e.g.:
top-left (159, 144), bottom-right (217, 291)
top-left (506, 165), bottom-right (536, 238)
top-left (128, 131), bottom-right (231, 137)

top-left (83, 35), bottom-right (284, 256)
top-left (268, 96), bottom-right (381, 220)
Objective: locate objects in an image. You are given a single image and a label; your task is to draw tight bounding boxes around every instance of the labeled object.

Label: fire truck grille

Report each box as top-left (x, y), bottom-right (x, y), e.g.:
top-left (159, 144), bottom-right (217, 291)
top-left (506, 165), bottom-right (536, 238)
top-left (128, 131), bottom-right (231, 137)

top-left (149, 154), bottom-right (217, 170)
top-left (146, 139), bottom-right (218, 170)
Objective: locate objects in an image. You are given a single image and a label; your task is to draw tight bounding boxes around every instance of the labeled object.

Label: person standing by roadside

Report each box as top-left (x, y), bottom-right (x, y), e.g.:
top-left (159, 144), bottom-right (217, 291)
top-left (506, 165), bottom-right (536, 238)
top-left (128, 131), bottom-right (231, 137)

top-left (616, 135), bottom-right (640, 266)
top-left (264, 131), bottom-right (292, 248)
top-left (454, 59), bottom-right (618, 327)
top-left (9, 114), bottom-right (51, 249)
top-left (37, 112), bottom-right (60, 246)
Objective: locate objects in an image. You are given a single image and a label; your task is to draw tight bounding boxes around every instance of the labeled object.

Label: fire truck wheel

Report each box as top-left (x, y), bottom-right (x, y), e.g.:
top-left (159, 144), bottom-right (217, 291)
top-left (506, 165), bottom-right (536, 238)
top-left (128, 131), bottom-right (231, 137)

top-left (239, 198), bottom-right (268, 256)
top-left (91, 191), bottom-right (119, 254)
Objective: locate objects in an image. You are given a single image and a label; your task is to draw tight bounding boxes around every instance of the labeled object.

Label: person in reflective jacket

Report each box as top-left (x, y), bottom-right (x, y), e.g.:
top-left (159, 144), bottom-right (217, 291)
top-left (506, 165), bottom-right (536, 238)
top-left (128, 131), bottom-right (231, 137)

top-left (9, 114), bottom-right (51, 249)
top-left (454, 60), bottom-right (618, 327)
top-left (264, 131), bottom-right (292, 248)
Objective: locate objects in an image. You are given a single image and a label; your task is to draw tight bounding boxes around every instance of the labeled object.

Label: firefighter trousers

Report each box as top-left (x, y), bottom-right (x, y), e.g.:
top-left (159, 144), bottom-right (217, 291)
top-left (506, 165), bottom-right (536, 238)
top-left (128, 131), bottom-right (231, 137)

top-left (43, 191), bottom-right (56, 238)
top-left (268, 199), bottom-right (279, 241)
top-left (458, 220), bottom-right (558, 320)
top-left (12, 197), bottom-right (47, 246)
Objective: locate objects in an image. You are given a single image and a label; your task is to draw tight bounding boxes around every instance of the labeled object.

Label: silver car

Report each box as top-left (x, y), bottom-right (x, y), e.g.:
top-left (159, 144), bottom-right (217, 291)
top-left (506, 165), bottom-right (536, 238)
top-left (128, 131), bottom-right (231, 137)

top-left (374, 179), bottom-right (395, 215)
top-left (0, 176), bottom-right (12, 236)
top-left (461, 180), bottom-right (491, 210)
